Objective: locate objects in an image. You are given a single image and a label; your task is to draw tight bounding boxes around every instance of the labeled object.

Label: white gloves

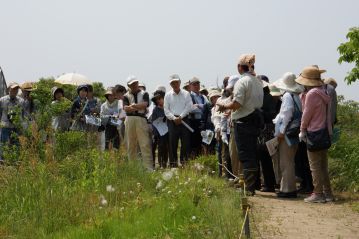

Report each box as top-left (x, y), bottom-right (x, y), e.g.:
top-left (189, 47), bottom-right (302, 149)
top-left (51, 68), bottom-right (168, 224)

top-left (299, 131), bottom-right (307, 143)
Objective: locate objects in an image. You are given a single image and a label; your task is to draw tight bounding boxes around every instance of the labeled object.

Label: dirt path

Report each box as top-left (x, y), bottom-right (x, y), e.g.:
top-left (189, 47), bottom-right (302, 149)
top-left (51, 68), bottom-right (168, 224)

top-left (249, 192), bottom-right (359, 239)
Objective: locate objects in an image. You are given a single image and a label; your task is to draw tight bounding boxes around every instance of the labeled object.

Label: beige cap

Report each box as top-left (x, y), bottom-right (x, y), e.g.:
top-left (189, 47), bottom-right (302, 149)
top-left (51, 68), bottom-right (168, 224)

top-left (8, 82), bottom-right (20, 90)
top-left (169, 74), bottom-right (181, 84)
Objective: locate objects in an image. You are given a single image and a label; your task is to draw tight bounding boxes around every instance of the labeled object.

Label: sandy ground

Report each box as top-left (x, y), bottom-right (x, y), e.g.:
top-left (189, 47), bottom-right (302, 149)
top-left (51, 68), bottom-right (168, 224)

top-left (248, 192), bottom-right (359, 239)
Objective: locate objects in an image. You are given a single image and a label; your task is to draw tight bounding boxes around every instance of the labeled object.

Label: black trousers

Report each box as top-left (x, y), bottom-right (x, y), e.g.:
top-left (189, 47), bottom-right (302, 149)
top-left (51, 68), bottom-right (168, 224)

top-left (190, 119), bottom-right (204, 157)
top-left (153, 134), bottom-right (169, 168)
top-left (234, 120), bottom-right (259, 193)
top-left (105, 124), bottom-right (120, 149)
top-left (295, 141), bottom-right (314, 191)
top-left (257, 144), bottom-right (276, 189)
top-left (168, 119), bottom-right (191, 167)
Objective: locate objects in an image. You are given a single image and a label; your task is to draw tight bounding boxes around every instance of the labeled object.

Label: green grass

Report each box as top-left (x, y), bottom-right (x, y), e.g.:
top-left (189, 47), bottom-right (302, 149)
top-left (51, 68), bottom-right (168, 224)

top-left (0, 144), bottom-right (243, 239)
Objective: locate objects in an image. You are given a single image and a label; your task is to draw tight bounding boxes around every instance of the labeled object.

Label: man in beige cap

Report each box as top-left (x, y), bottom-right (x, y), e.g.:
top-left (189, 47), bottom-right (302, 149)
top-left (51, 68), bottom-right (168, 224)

top-left (217, 54), bottom-right (263, 195)
top-left (123, 75), bottom-right (153, 170)
top-left (164, 74), bottom-right (193, 167)
top-left (0, 83), bottom-right (24, 160)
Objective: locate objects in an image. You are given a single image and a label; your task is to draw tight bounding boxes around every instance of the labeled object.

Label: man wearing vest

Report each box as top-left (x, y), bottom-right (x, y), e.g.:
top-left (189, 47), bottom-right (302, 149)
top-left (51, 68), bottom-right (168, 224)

top-left (189, 77), bottom-right (210, 157)
top-left (164, 74), bottom-right (193, 167)
top-left (123, 75), bottom-right (153, 170)
top-left (217, 54), bottom-right (264, 195)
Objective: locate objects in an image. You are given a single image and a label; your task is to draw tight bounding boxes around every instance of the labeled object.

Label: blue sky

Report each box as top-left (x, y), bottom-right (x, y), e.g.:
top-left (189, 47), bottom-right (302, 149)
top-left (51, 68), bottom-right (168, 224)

top-left (1, 0), bottom-right (358, 100)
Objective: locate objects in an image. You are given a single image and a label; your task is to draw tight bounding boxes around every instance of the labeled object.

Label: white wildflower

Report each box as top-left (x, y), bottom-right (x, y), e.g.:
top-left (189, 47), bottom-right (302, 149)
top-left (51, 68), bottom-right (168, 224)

top-left (129, 190), bottom-right (134, 195)
top-left (193, 163), bottom-right (204, 171)
top-left (120, 207), bottom-right (125, 211)
top-left (156, 180), bottom-right (163, 190)
top-left (192, 216), bottom-right (197, 220)
top-left (211, 170), bottom-right (216, 174)
top-left (106, 185), bottom-right (115, 192)
top-left (184, 181), bottom-right (189, 185)
top-left (167, 190), bottom-right (172, 194)
top-left (162, 171), bottom-right (174, 181)
top-left (197, 179), bottom-right (203, 183)
top-left (100, 195), bottom-right (108, 206)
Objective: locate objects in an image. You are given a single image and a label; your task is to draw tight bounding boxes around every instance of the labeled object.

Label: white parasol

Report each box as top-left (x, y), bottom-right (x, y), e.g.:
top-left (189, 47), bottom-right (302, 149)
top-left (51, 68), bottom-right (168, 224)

top-left (55, 73), bottom-right (92, 86)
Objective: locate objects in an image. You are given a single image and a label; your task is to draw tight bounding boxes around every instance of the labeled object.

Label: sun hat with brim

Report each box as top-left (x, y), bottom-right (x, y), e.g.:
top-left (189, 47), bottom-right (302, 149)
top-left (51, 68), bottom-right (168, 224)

top-left (268, 84), bottom-right (282, 97)
top-left (323, 77), bottom-right (337, 88)
top-left (238, 54), bottom-right (255, 66)
top-left (208, 90), bottom-right (222, 100)
top-left (8, 82), bottom-right (20, 90)
top-left (273, 72), bottom-right (304, 93)
top-left (21, 82), bottom-right (35, 91)
top-left (169, 74), bottom-right (181, 84)
top-left (156, 85), bottom-right (166, 93)
top-left (190, 77), bottom-right (200, 84)
top-left (104, 88), bottom-right (114, 97)
top-left (51, 86), bottom-right (64, 100)
top-left (127, 75), bottom-right (139, 86)
top-left (295, 66), bottom-right (326, 87)
top-left (151, 90), bottom-right (165, 104)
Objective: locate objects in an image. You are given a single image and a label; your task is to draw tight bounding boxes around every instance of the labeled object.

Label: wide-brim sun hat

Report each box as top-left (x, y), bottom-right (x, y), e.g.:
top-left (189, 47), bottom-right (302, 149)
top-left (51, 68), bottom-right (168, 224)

top-left (190, 77), bottom-right (200, 84)
top-left (323, 77), bottom-right (337, 88)
top-left (269, 84), bottom-right (282, 97)
top-left (51, 86), bottom-right (64, 100)
top-left (273, 72), bottom-right (304, 93)
top-left (8, 82), bottom-right (20, 90)
top-left (208, 90), bottom-right (222, 100)
top-left (295, 66), bottom-right (326, 87)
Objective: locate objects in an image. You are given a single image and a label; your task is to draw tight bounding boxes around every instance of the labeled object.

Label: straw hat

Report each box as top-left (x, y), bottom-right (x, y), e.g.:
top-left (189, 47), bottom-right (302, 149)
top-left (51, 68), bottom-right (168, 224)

top-left (238, 54), bottom-right (255, 66)
top-left (269, 84), bottom-right (282, 97)
top-left (273, 72), bottom-right (304, 93)
top-left (295, 66), bottom-right (326, 87)
top-left (324, 77), bottom-right (337, 88)
top-left (21, 82), bottom-right (34, 91)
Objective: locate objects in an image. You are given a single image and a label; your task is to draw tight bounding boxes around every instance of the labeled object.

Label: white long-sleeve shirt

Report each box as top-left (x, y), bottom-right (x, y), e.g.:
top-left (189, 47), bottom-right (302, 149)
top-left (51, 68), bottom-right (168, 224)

top-left (273, 92), bottom-right (301, 135)
top-left (164, 89), bottom-right (193, 120)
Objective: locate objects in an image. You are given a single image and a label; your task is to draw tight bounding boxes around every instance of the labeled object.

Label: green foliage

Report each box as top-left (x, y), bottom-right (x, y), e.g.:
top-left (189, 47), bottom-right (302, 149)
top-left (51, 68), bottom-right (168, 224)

top-left (329, 96), bottom-right (359, 192)
top-left (338, 27), bottom-right (359, 84)
top-left (0, 144), bottom-right (243, 238)
top-left (92, 82), bottom-right (106, 101)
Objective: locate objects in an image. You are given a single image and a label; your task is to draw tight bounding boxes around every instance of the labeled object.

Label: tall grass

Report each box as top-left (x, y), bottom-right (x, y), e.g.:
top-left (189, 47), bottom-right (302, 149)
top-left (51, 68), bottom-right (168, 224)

top-left (0, 130), bottom-right (243, 238)
top-left (329, 96), bottom-right (359, 193)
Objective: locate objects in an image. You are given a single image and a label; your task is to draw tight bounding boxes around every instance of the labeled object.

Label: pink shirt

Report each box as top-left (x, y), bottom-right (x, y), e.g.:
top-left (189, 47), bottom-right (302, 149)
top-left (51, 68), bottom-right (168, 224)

top-left (300, 86), bottom-right (332, 134)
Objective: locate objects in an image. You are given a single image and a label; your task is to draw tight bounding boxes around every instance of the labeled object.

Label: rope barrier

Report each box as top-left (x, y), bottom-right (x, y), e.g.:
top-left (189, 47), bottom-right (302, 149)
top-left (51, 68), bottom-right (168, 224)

top-left (239, 207), bottom-right (250, 239)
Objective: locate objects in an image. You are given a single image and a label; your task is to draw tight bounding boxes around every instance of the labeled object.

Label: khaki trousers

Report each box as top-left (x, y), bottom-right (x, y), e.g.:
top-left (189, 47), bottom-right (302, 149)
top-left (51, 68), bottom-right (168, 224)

top-left (124, 116), bottom-right (153, 169)
top-left (229, 126), bottom-right (243, 177)
top-left (272, 152), bottom-right (282, 185)
top-left (279, 140), bottom-right (298, 193)
top-left (307, 149), bottom-right (332, 195)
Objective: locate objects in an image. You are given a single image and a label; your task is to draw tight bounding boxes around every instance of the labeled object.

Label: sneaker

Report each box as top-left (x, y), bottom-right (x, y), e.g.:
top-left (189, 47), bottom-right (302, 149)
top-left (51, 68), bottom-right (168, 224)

top-left (324, 194), bottom-right (335, 202)
top-left (304, 193), bottom-right (326, 203)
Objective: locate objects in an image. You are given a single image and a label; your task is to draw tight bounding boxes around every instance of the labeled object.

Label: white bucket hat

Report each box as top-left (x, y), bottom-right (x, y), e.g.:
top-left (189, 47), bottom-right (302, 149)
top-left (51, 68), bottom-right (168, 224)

top-left (273, 72), bottom-right (304, 93)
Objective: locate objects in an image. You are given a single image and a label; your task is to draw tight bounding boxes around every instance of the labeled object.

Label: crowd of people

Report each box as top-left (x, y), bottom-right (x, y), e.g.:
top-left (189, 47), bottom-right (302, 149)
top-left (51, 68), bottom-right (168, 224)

top-left (0, 54), bottom-right (339, 203)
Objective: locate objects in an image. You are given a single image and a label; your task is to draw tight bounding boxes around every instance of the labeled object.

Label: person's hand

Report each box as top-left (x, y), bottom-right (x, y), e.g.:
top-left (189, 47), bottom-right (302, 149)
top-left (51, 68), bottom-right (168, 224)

top-left (222, 133), bottom-right (229, 145)
top-left (174, 117), bottom-right (182, 125)
top-left (223, 110), bottom-right (230, 117)
top-left (217, 103), bottom-right (226, 112)
top-left (299, 131), bottom-right (307, 143)
top-left (277, 133), bottom-right (285, 142)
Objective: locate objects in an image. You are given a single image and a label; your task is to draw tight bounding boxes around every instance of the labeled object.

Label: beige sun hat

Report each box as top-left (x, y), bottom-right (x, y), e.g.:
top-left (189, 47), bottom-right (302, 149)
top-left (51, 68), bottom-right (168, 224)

top-left (295, 66), bottom-right (326, 87)
top-left (323, 77), bottom-right (337, 88)
top-left (208, 90), bottom-right (222, 100)
top-left (273, 72), bottom-right (304, 93)
top-left (21, 82), bottom-right (35, 91)
top-left (8, 82), bottom-right (20, 90)
top-left (104, 87), bottom-right (114, 97)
